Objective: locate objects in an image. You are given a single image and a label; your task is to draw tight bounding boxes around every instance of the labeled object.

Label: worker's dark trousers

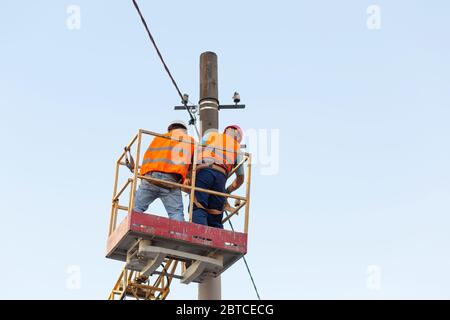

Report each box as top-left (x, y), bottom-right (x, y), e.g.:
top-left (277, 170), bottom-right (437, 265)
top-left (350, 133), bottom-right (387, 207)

top-left (192, 168), bottom-right (226, 229)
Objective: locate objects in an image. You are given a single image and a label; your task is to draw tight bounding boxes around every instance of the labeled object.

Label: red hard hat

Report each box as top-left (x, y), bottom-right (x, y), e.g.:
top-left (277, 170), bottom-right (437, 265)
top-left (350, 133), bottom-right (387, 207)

top-left (224, 125), bottom-right (243, 142)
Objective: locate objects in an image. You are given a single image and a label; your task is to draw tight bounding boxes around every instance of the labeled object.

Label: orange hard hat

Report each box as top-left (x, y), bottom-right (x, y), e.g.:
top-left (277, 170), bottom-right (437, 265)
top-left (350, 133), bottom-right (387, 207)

top-left (224, 125), bottom-right (243, 142)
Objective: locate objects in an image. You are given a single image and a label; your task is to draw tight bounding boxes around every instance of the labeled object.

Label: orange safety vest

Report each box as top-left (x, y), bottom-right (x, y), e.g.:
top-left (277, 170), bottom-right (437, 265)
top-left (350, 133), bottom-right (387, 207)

top-left (140, 130), bottom-right (195, 181)
top-left (197, 132), bottom-right (240, 175)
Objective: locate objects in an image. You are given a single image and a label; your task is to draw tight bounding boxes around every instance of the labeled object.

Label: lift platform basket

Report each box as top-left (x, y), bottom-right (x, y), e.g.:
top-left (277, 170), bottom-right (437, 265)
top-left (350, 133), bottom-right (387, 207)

top-left (106, 129), bottom-right (252, 286)
top-left (106, 211), bottom-right (247, 283)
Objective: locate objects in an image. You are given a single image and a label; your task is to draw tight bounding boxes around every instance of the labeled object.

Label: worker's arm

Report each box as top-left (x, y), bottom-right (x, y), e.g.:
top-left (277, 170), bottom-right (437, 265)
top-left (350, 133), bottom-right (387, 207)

top-left (226, 173), bottom-right (244, 194)
top-left (225, 153), bottom-right (245, 194)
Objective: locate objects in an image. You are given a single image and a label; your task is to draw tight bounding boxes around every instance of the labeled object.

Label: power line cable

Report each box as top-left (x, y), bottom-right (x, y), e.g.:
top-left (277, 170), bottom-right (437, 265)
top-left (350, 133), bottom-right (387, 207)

top-left (224, 211), bottom-right (261, 300)
top-left (131, 0), bottom-right (200, 138)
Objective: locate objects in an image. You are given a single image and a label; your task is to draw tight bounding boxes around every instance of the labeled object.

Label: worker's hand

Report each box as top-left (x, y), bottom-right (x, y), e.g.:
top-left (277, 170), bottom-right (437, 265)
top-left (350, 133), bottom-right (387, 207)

top-left (181, 178), bottom-right (191, 193)
top-left (224, 201), bottom-right (233, 212)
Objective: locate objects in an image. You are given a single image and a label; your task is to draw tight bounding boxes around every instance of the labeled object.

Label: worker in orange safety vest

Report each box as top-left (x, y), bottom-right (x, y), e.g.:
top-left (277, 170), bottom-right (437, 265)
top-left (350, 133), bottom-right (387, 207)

top-left (133, 120), bottom-right (195, 221)
top-left (191, 125), bottom-right (245, 229)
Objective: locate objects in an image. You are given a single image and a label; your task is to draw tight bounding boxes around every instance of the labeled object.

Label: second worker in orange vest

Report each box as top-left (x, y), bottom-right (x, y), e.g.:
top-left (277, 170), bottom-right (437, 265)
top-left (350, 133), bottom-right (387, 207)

top-left (133, 121), bottom-right (195, 221)
top-left (192, 125), bottom-right (245, 229)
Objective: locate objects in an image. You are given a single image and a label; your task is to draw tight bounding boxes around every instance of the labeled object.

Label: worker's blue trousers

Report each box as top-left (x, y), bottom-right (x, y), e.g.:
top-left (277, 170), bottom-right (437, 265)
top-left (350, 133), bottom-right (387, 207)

top-left (192, 168), bottom-right (226, 229)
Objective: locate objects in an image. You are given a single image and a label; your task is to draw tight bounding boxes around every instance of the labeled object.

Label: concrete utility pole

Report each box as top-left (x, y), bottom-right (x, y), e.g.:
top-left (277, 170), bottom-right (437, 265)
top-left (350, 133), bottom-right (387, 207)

top-left (198, 51), bottom-right (221, 300)
top-left (199, 51), bottom-right (219, 134)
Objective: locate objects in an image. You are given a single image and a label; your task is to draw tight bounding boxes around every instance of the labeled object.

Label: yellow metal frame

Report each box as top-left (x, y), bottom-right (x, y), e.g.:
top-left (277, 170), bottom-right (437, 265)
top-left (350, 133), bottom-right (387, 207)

top-left (108, 259), bottom-right (179, 300)
top-left (108, 129), bottom-right (252, 236)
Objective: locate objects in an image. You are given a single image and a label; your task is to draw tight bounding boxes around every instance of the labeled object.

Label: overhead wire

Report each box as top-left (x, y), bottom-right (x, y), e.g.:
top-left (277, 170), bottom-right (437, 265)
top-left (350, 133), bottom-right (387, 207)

top-left (131, 0), bottom-right (200, 139)
top-left (224, 211), bottom-right (261, 300)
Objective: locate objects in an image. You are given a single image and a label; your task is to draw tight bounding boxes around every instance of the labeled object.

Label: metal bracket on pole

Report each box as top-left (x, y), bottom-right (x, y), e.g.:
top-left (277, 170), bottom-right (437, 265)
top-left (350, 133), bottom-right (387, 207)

top-left (174, 104), bottom-right (246, 111)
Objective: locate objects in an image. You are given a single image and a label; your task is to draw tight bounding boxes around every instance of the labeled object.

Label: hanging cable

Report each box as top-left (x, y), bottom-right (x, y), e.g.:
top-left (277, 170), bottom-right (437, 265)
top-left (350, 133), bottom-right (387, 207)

top-left (131, 0), bottom-right (200, 138)
top-left (224, 211), bottom-right (261, 300)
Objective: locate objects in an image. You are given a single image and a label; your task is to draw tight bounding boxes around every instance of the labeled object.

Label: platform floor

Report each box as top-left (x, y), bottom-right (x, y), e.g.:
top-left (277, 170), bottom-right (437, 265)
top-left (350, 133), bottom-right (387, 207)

top-left (106, 211), bottom-right (247, 283)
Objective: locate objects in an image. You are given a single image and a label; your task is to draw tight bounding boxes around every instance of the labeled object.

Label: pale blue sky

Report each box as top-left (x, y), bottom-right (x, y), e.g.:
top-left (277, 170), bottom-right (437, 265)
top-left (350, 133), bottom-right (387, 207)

top-left (1, 1), bottom-right (449, 299)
